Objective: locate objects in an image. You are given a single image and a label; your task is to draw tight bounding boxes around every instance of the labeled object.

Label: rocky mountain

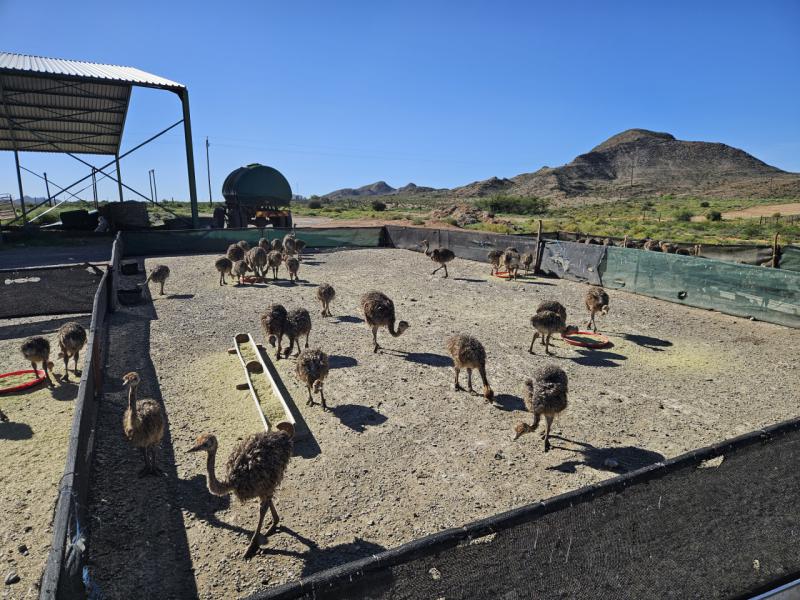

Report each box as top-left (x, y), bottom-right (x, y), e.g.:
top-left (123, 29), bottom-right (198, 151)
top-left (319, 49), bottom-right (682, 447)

top-left (452, 129), bottom-right (800, 202)
top-left (320, 130), bottom-right (800, 202)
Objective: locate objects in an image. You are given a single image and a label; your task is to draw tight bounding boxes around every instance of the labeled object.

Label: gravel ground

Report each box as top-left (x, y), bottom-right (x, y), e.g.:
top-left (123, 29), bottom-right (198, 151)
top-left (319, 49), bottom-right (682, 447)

top-left (85, 248), bottom-right (798, 599)
top-left (0, 313), bottom-right (89, 600)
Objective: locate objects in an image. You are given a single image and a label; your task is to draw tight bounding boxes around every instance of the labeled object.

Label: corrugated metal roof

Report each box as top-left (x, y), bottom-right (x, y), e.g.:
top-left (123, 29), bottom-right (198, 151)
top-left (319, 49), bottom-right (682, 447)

top-left (0, 52), bottom-right (184, 90)
top-left (0, 52), bottom-right (185, 155)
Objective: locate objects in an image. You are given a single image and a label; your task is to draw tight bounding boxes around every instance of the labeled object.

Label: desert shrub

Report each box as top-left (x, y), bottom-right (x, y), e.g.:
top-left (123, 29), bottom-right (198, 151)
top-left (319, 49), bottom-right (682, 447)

top-left (371, 200), bottom-right (386, 211)
top-left (674, 211), bottom-right (694, 222)
top-left (444, 217), bottom-right (459, 227)
top-left (475, 195), bottom-right (548, 215)
top-left (706, 210), bottom-right (722, 221)
top-left (699, 201), bottom-right (710, 208)
top-left (308, 200), bottom-right (322, 209)
top-left (772, 212), bottom-right (782, 219)
top-left (411, 217), bottom-right (425, 225)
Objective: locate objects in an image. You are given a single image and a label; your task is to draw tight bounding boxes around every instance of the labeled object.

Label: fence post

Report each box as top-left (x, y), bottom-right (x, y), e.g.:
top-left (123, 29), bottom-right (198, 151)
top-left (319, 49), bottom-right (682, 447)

top-left (772, 233), bottom-right (781, 268)
top-left (534, 219), bottom-right (544, 274)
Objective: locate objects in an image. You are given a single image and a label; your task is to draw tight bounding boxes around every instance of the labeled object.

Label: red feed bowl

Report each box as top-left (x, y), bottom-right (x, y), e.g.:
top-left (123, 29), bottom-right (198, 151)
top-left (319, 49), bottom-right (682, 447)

top-left (560, 331), bottom-right (611, 349)
top-left (0, 369), bottom-right (47, 393)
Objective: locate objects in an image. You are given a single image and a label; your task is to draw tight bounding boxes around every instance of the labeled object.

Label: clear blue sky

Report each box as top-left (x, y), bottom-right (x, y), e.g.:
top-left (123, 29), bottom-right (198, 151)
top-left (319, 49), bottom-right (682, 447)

top-left (1, 0), bottom-right (799, 202)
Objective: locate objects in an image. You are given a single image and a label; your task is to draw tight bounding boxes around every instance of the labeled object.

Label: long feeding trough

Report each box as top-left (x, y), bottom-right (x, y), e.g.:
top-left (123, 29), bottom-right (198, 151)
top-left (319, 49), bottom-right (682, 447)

top-left (229, 333), bottom-right (300, 438)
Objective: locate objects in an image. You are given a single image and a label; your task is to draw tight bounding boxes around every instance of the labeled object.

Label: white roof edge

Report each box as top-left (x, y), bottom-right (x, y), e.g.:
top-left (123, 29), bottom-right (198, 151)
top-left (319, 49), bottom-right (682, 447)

top-left (0, 51), bottom-right (185, 89)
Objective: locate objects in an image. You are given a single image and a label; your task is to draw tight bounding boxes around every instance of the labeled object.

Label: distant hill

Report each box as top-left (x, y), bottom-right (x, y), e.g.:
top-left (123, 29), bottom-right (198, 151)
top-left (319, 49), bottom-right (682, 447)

top-left (321, 129), bottom-right (800, 203)
top-left (452, 129), bottom-right (800, 202)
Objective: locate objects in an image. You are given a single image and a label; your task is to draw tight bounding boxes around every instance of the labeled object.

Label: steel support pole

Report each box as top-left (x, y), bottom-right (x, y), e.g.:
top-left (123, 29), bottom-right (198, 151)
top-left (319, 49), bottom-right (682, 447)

top-left (206, 136), bottom-right (212, 207)
top-left (13, 149), bottom-right (26, 224)
top-left (152, 169), bottom-right (158, 205)
top-left (180, 89), bottom-right (200, 228)
top-left (91, 169), bottom-right (99, 209)
top-left (44, 172), bottom-right (52, 206)
top-left (115, 154), bottom-right (124, 202)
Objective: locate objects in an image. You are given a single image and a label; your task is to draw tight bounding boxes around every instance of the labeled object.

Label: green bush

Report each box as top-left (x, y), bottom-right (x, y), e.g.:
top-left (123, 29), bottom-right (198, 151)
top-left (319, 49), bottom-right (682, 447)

top-left (674, 211), bottom-right (694, 222)
top-left (474, 195), bottom-right (548, 215)
top-left (706, 210), bottom-right (722, 221)
top-left (411, 217), bottom-right (425, 225)
top-left (308, 200), bottom-right (322, 209)
top-left (699, 201), bottom-right (710, 208)
top-left (371, 200), bottom-right (387, 211)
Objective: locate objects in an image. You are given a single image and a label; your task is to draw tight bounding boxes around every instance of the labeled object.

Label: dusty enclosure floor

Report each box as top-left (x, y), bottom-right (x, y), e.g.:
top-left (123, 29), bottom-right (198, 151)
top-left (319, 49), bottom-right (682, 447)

top-left (86, 248), bottom-right (799, 599)
top-left (0, 313), bottom-right (89, 599)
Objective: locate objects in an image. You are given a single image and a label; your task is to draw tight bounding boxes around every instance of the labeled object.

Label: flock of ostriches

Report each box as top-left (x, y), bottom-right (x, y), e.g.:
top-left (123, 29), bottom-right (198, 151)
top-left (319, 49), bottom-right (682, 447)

top-left (8, 234), bottom-right (610, 560)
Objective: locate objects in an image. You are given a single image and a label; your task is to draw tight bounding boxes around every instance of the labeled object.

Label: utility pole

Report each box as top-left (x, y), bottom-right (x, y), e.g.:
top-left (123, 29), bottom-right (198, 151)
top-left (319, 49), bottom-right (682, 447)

top-left (206, 136), bottom-right (212, 207)
top-left (148, 169), bottom-right (154, 203)
top-left (44, 172), bottom-right (52, 206)
top-left (152, 169), bottom-right (158, 205)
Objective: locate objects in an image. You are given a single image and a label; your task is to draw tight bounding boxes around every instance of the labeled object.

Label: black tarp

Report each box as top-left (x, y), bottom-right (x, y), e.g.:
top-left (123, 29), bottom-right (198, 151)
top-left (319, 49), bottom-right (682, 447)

top-left (0, 264), bottom-right (103, 318)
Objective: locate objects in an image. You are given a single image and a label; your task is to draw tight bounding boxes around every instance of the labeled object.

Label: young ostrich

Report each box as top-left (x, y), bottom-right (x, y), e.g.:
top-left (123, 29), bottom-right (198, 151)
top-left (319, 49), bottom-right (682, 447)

top-left (20, 336), bottom-right (54, 386)
top-left (360, 291), bottom-right (409, 353)
top-left (266, 250), bottom-right (283, 281)
top-left (446, 335), bottom-right (494, 402)
top-left (189, 430), bottom-right (292, 559)
top-left (488, 249), bottom-right (503, 275)
top-left (246, 246), bottom-right (268, 278)
top-left (270, 238), bottom-right (282, 252)
top-left (237, 240), bottom-right (250, 251)
top-left (57, 322), bottom-right (87, 381)
top-left (317, 283), bottom-right (335, 316)
top-left (261, 304), bottom-right (289, 359)
top-left (295, 349), bottom-right (329, 409)
top-left (227, 243), bottom-right (245, 263)
top-left (536, 300), bottom-right (567, 322)
top-left (282, 234), bottom-right (297, 256)
top-left (285, 255), bottom-right (300, 284)
top-left (232, 260), bottom-right (250, 284)
top-left (514, 365), bottom-right (569, 452)
top-left (283, 308), bottom-right (312, 357)
top-left (294, 239), bottom-right (306, 260)
top-left (643, 239), bottom-right (661, 252)
top-left (521, 252), bottom-right (534, 275)
top-left (145, 264), bottom-right (170, 295)
top-left (585, 286), bottom-right (610, 332)
top-left (421, 239), bottom-right (455, 278)
top-left (529, 311), bottom-right (578, 355)
top-left (258, 238), bottom-right (271, 251)
top-left (502, 249), bottom-right (521, 280)
top-left (215, 256), bottom-right (233, 286)
top-left (122, 372), bottom-right (165, 477)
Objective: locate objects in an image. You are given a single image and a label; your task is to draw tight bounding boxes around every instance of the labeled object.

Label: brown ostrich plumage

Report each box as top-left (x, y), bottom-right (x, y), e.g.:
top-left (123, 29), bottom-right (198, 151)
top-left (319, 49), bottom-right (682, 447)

top-left (521, 252), bottom-right (534, 274)
top-left (515, 365), bottom-right (569, 452)
top-left (487, 249), bottom-right (503, 275)
top-left (20, 336), bottom-right (54, 386)
top-left (258, 237), bottom-right (271, 251)
top-left (122, 372), bottom-right (165, 477)
top-left (285, 255), bottom-right (300, 283)
top-left (270, 238), bottom-right (282, 252)
top-left (237, 240), bottom-right (250, 251)
top-left (57, 321), bottom-right (87, 381)
top-left (232, 260), bottom-right (250, 284)
top-left (245, 246), bottom-right (268, 278)
top-left (536, 300), bottom-right (567, 322)
top-left (421, 239), bottom-right (456, 278)
top-left (266, 250), bottom-right (283, 280)
top-left (446, 334), bottom-right (493, 401)
top-left (502, 249), bottom-right (520, 280)
top-left (283, 308), bottom-right (312, 357)
top-left (295, 349), bottom-right (330, 409)
top-left (585, 286), bottom-right (610, 332)
top-left (189, 431), bottom-right (293, 558)
top-left (360, 291), bottom-right (409, 353)
top-left (215, 256), bottom-right (233, 286)
top-left (227, 243), bottom-right (245, 262)
top-left (261, 304), bottom-right (289, 359)
top-left (282, 234), bottom-right (297, 256)
top-left (316, 283), bottom-right (336, 316)
top-left (529, 311), bottom-right (578, 355)
top-left (145, 264), bottom-right (170, 295)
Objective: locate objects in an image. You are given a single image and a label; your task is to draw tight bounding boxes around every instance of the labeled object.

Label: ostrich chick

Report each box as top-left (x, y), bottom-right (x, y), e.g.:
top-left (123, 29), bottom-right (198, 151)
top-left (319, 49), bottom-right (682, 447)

top-left (295, 349), bottom-right (329, 409)
top-left (270, 238), bottom-right (282, 252)
top-left (514, 365), bottom-right (569, 452)
top-left (488, 249), bottom-right (503, 275)
top-left (294, 239), bottom-right (306, 260)
top-left (20, 336), bottom-right (54, 386)
top-left (246, 246), bottom-right (268, 278)
top-left (122, 372), bottom-right (165, 477)
top-left (232, 260), bottom-right (250, 284)
top-left (446, 334), bottom-right (494, 401)
top-left (189, 431), bottom-right (292, 559)
top-left (421, 239), bottom-right (456, 278)
top-left (529, 311), bottom-right (578, 355)
top-left (317, 283), bottom-right (336, 317)
top-left (227, 243), bottom-right (245, 263)
top-left (536, 300), bottom-right (567, 322)
top-left (57, 321), bottom-right (87, 381)
top-left (521, 252), bottom-right (534, 274)
top-left (285, 255), bottom-right (300, 283)
top-left (282, 234), bottom-right (297, 256)
top-left (585, 286), bottom-right (610, 332)
top-left (283, 308), bottom-right (312, 357)
top-left (261, 304), bottom-right (289, 359)
top-left (258, 237), bottom-right (271, 251)
top-left (145, 264), bottom-right (170, 295)
top-left (215, 256), bottom-right (233, 286)
top-left (237, 240), bottom-right (250, 251)
top-left (266, 250), bottom-right (283, 281)
top-left (360, 291), bottom-right (409, 353)
top-left (503, 249), bottom-right (521, 280)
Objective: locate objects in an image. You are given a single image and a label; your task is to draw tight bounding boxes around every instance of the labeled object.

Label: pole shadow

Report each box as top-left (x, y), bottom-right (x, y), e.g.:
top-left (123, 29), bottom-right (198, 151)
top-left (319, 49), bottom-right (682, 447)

top-left (333, 315), bottom-right (363, 324)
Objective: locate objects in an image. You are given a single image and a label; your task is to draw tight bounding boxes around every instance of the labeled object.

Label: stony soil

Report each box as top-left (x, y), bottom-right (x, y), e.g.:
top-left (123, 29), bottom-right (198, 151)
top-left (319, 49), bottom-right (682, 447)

top-left (85, 248), bottom-right (799, 599)
top-left (0, 313), bottom-right (89, 600)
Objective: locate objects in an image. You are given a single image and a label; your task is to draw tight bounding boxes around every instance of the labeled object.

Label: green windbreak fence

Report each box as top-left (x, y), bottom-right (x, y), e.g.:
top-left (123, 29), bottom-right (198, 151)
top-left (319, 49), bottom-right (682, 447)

top-left (600, 246), bottom-right (800, 328)
top-left (781, 246), bottom-right (800, 272)
top-left (120, 227), bottom-right (384, 256)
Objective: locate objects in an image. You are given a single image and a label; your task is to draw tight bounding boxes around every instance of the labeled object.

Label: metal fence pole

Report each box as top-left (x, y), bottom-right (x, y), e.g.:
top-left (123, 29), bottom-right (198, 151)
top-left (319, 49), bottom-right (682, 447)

top-left (179, 89), bottom-right (200, 228)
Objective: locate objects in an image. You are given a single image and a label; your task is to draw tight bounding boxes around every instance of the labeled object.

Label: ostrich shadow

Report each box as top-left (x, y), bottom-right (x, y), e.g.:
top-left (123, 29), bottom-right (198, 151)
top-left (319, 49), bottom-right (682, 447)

top-left (333, 315), bottom-right (364, 324)
top-left (0, 421), bottom-right (33, 440)
top-left (493, 394), bottom-right (526, 412)
top-left (568, 347), bottom-right (626, 368)
top-left (546, 436), bottom-right (665, 474)
top-left (383, 350), bottom-right (452, 367)
top-left (329, 404), bottom-right (387, 433)
top-left (452, 277), bottom-right (486, 283)
top-left (328, 355), bottom-right (358, 369)
top-left (609, 332), bottom-right (673, 351)
top-left (175, 474), bottom-right (251, 537)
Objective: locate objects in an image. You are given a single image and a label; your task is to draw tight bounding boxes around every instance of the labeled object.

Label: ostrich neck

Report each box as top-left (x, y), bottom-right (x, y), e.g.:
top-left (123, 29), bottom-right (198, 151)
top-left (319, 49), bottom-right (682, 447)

top-left (205, 448), bottom-right (233, 496)
top-left (127, 385), bottom-right (138, 413)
